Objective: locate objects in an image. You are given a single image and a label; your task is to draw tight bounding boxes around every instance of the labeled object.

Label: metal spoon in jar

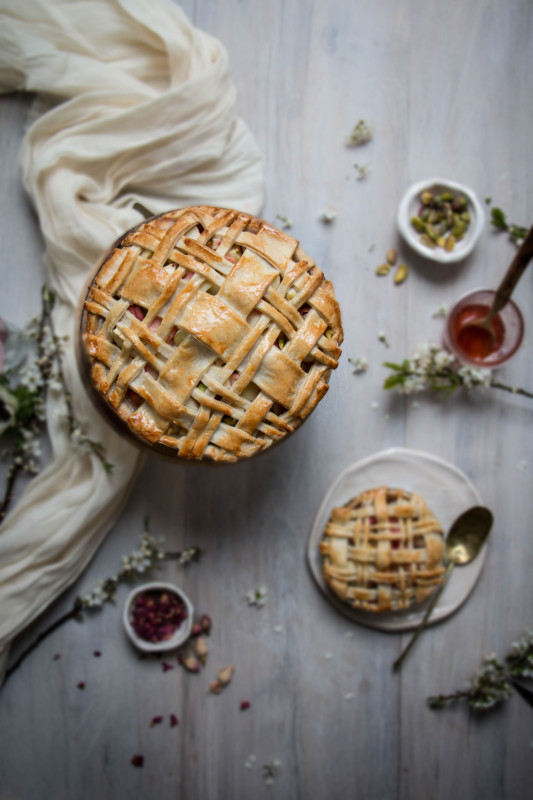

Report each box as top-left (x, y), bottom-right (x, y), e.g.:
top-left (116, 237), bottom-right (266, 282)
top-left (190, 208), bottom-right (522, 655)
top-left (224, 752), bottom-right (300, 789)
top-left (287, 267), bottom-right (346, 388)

top-left (458, 223), bottom-right (533, 354)
top-left (392, 505), bottom-right (493, 672)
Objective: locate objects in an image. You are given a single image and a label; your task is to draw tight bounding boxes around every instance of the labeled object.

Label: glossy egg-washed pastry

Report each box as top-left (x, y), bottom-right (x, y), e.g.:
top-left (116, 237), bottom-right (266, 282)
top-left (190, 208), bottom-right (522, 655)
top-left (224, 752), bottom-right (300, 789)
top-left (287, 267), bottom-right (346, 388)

top-left (80, 206), bottom-right (343, 462)
top-left (320, 486), bottom-right (446, 612)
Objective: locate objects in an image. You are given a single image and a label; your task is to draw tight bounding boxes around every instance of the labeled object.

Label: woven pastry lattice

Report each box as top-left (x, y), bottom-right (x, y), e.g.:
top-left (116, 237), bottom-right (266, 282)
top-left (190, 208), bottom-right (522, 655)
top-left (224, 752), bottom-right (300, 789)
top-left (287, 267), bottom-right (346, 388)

top-left (320, 486), bottom-right (446, 612)
top-left (82, 206), bottom-right (342, 462)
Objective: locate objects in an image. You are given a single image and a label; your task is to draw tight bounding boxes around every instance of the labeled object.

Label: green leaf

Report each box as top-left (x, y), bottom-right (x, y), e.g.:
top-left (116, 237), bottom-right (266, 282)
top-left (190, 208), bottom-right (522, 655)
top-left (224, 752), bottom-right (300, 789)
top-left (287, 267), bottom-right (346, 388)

top-left (103, 461), bottom-right (114, 475)
top-left (383, 374), bottom-right (406, 390)
top-left (383, 361), bottom-right (404, 372)
top-left (490, 208), bottom-right (508, 230)
top-left (12, 385), bottom-right (39, 424)
top-left (41, 285), bottom-right (56, 306)
top-left (509, 223), bottom-right (528, 242)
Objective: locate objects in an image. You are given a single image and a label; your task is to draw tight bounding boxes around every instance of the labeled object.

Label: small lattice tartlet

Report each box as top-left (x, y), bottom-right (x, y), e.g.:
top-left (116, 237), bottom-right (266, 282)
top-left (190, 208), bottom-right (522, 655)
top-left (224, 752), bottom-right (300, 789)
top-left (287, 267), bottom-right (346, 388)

top-left (79, 206), bottom-right (343, 462)
top-left (320, 486), bottom-right (446, 612)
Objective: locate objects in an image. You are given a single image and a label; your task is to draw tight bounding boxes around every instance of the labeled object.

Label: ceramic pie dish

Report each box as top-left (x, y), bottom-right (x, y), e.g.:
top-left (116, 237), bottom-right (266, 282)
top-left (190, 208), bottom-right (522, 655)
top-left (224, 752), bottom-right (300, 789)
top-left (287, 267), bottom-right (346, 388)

top-left (77, 206), bottom-right (343, 463)
top-left (307, 448), bottom-right (488, 633)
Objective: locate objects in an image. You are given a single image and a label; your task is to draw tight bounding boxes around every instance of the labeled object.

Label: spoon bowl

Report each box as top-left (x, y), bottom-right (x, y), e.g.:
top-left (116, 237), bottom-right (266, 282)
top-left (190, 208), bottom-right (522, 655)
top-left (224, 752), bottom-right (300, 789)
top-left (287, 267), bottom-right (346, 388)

top-left (392, 505), bottom-right (493, 672)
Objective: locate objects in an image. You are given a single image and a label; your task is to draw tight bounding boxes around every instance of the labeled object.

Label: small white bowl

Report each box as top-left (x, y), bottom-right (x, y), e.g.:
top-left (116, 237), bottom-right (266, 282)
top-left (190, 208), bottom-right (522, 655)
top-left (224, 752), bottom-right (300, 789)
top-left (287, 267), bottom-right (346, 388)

top-left (123, 581), bottom-right (193, 653)
top-left (397, 178), bottom-right (484, 264)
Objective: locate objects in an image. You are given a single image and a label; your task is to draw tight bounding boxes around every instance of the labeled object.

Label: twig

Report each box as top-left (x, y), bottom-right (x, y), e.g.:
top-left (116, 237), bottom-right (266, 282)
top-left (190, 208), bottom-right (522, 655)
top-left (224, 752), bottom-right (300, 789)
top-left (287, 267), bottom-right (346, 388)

top-left (0, 460), bottom-right (23, 524)
top-left (4, 604), bottom-right (81, 681)
top-left (490, 381), bottom-right (533, 399)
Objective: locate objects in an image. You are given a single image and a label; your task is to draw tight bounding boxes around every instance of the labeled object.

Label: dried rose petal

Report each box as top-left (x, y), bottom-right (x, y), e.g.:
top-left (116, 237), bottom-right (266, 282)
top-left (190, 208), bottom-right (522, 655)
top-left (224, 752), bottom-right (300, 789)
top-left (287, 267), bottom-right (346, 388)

top-left (170, 714), bottom-right (179, 728)
top-left (162, 661), bottom-right (174, 673)
top-left (191, 623), bottom-right (203, 637)
top-left (53, 653), bottom-right (61, 661)
top-left (240, 700), bottom-right (251, 711)
top-left (150, 716), bottom-right (163, 728)
top-left (131, 755), bottom-right (144, 768)
top-left (77, 682), bottom-right (86, 690)
top-left (93, 651), bottom-right (102, 657)
top-left (209, 681), bottom-right (222, 695)
top-left (200, 614), bottom-right (212, 635)
top-left (131, 589), bottom-right (188, 643)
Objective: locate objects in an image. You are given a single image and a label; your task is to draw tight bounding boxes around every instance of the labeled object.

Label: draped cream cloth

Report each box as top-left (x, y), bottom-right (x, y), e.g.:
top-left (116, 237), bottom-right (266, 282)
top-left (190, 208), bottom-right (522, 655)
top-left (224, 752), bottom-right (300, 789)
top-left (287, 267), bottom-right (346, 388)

top-left (0, 0), bottom-right (263, 683)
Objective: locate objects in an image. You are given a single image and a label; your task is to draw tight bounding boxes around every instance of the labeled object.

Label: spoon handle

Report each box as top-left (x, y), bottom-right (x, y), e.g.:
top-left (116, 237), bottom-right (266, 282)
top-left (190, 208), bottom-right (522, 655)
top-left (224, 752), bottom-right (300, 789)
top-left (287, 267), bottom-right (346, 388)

top-left (392, 562), bottom-right (454, 672)
top-left (491, 223), bottom-right (533, 318)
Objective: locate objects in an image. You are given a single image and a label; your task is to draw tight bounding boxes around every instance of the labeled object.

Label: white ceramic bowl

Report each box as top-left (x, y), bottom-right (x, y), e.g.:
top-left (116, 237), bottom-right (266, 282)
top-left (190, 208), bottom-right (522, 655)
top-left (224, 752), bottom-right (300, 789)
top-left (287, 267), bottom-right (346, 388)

top-left (123, 581), bottom-right (193, 653)
top-left (397, 178), bottom-right (484, 264)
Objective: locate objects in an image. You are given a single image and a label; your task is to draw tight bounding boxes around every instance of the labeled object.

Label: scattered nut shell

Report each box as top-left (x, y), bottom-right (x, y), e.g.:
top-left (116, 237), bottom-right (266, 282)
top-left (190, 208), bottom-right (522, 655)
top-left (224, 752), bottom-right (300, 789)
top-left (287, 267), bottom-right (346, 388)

top-left (386, 248), bottom-right (398, 266)
top-left (394, 264), bottom-right (408, 285)
top-left (375, 263), bottom-right (390, 276)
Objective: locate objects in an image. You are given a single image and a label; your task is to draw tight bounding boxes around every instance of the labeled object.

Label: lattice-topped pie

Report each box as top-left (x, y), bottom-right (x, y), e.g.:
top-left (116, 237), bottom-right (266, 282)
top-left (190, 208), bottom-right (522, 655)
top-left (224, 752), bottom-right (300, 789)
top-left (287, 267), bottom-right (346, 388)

top-left (320, 486), bottom-right (446, 612)
top-left (79, 206), bottom-right (343, 462)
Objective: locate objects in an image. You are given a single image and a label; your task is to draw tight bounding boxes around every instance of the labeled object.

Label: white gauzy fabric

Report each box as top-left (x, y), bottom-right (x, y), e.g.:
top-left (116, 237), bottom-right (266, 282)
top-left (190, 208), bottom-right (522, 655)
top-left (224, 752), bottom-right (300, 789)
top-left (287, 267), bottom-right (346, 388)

top-left (0, 0), bottom-right (264, 684)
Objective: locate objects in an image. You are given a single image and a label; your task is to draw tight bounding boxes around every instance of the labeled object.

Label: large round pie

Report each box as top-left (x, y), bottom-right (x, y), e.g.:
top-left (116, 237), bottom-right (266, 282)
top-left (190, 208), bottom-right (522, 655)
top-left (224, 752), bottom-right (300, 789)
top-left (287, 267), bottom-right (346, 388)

top-left (320, 486), bottom-right (446, 612)
top-left (79, 206), bottom-right (343, 462)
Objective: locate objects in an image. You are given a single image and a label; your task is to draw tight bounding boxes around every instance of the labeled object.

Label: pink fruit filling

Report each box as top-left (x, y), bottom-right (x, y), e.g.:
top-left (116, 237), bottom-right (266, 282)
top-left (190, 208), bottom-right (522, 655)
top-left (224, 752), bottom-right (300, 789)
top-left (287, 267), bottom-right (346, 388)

top-left (129, 305), bottom-right (146, 321)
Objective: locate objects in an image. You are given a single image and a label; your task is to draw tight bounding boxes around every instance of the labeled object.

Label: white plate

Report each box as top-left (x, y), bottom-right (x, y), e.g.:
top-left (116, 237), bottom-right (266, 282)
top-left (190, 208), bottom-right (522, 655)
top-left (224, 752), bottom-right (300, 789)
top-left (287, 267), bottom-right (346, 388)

top-left (307, 448), bottom-right (488, 632)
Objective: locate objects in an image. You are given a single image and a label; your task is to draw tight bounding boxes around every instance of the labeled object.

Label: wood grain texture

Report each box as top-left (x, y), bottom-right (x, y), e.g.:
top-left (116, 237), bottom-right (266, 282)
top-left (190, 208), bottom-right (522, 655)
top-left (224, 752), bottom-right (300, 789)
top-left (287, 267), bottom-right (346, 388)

top-left (0, 1), bottom-right (532, 799)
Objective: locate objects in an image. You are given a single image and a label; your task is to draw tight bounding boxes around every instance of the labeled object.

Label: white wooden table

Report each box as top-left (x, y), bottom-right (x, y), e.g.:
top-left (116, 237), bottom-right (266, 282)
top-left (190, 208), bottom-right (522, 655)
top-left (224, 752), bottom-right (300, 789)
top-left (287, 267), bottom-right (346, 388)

top-left (1, 1), bottom-right (532, 798)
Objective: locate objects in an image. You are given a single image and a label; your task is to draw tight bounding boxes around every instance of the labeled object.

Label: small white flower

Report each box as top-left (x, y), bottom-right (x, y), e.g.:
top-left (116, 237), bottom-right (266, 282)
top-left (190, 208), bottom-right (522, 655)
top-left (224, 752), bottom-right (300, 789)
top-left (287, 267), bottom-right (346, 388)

top-left (517, 459), bottom-right (529, 472)
top-left (70, 426), bottom-right (92, 455)
top-left (276, 214), bottom-right (292, 230)
top-left (130, 550), bottom-right (151, 573)
top-left (354, 162), bottom-right (370, 181)
top-left (457, 365), bottom-right (492, 389)
top-left (432, 303), bottom-right (448, 318)
top-left (262, 759), bottom-right (282, 785)
top-left (324, 652), bottom-right (333, 660)
top-left (244, 754), bottom-right (256, 769)
top-left (377, 331), bottom-right (389, 347)
top-left (80, 584), bottom-right (107, 608)
top-left (19, 364), bottom-right (43, 392)
top-left (344, 692), bottom-right (354, 700)
top-left (247, 585), bottom-right (268, 608)
top-left (273, 625), bottom-right (283, 633)
top-left (346, 119), bottom-right (372, 147)
top-left (48, 375), bottom-right (63, 393)
top-left (371, 400), bottom-right (379, 410)
top-left (318, 209), bottom-right (337, 224)
top-left (349, 356), bottom-right (368, 374)
top-left (434, 349), bottom-right (454, 369)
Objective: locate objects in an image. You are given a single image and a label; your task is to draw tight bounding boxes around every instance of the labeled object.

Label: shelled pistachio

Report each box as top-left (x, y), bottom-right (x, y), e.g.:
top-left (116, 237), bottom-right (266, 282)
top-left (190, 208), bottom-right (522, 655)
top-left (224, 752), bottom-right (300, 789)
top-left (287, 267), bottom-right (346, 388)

top-left (411, 191), bottom-right (470, 252)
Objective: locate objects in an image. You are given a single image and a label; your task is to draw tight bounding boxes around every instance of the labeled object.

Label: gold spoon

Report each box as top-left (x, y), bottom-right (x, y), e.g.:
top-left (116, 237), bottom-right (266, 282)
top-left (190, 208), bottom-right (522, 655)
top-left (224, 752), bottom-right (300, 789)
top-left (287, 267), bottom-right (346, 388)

top-left (458, 223), bottom-right (533, 352)
top-left (392, 505), bottom-right (493, 672)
